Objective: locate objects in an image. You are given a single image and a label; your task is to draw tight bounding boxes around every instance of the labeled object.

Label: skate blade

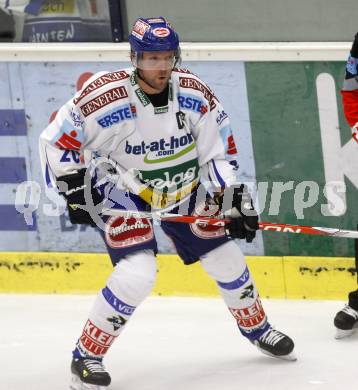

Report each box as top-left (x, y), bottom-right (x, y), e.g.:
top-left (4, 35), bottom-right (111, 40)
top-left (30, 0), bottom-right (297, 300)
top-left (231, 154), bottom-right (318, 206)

top-left (70, 374), bottom-right (108, 390)
top-left (335, 328), bottom-right (356, 339)
top-left (256, 347), bottom-right (297, 362)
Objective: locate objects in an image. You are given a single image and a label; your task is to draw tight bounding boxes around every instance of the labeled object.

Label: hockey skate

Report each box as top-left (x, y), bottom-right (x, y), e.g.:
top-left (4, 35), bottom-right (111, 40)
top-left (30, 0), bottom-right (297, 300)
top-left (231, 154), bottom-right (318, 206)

top-left (251, 327), bottom-right (296, 361)
top-left (70, 358), bottom-right (111, 390)
top-left (334, 305), bottom-right (358, 339)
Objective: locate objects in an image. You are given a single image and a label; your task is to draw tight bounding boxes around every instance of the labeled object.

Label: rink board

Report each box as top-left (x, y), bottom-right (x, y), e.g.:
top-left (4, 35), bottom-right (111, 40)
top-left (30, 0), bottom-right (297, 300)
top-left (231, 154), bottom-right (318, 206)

top-left (1, 58), bottom-right (358, 259)
top-left (0, 252), bottom-right (356, 299)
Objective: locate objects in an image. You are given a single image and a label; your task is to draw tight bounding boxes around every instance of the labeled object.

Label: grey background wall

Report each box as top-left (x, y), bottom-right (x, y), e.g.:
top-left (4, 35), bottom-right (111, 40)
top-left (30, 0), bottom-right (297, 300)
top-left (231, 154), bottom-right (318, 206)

top-left (124, 0), bottom-right (357, 42)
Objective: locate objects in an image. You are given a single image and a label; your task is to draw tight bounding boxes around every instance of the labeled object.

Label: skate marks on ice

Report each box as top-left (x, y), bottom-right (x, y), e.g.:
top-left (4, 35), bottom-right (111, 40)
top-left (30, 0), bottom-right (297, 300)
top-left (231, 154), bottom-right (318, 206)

top-left (0, 295), bottom-right (356, 390)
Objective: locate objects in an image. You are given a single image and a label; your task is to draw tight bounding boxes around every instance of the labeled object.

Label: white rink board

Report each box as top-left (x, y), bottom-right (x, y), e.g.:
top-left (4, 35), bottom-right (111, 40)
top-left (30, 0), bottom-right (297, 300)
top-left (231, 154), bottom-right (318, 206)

top-left (0, 42), bottom-right (351, 62)
top-left (0, 295), bottom-right (355, 390)
top-left (0, 61), bottom-right (263, 255)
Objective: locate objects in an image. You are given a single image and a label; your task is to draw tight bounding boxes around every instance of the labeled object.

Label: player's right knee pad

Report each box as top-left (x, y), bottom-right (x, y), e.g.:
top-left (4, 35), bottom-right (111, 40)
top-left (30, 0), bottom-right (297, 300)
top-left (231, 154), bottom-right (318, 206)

top-left (107, 249), bottom-right (157, 306)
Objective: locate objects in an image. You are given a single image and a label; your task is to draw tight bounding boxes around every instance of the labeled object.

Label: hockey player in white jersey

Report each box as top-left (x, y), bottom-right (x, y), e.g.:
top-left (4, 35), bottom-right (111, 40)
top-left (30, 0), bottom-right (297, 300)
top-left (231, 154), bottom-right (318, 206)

top-left (39, 17), bottom-right (296, 389)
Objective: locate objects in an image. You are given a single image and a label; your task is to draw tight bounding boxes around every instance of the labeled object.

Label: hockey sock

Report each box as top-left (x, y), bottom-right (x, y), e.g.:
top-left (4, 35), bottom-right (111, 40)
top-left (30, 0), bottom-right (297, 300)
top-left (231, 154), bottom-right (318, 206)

top-left (73, 249), bottom-right (157, 359)
top-left (200, 241), bottom-right (269, 340)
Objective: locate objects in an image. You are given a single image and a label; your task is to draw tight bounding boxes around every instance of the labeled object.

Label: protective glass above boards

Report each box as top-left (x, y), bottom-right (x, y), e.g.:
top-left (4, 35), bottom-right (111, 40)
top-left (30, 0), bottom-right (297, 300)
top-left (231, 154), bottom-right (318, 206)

top-left (0, 0), bottom-right (124, 42)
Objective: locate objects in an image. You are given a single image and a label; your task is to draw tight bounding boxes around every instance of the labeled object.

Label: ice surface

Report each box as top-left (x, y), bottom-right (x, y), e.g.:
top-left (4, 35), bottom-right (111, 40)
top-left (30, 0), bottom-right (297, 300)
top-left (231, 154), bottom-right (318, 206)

top-left (0, 295), bottom-right (355, 390)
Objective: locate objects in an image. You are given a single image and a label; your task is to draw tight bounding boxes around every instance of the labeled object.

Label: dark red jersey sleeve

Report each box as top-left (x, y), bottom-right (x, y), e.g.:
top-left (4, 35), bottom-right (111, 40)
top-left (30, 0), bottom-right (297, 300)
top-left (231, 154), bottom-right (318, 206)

top-left (341, 89), bottom-right (358, 127)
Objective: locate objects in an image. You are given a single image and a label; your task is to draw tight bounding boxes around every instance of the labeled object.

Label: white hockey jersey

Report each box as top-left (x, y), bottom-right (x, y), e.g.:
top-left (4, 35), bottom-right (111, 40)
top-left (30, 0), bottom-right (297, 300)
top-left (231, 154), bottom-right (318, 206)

top-left (39, 67), bottom-right (239, 209)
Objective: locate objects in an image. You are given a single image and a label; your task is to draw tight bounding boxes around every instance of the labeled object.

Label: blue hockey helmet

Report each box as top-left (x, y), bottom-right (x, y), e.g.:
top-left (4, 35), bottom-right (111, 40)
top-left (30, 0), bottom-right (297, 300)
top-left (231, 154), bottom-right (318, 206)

top-left (129, 17), bottom-right (181, 69)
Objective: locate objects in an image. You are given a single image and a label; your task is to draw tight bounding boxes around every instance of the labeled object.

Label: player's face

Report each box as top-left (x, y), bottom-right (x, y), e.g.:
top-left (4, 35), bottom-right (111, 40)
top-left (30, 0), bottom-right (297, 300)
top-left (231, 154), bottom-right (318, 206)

top-left (137, 51), bottom-right (175, 93)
